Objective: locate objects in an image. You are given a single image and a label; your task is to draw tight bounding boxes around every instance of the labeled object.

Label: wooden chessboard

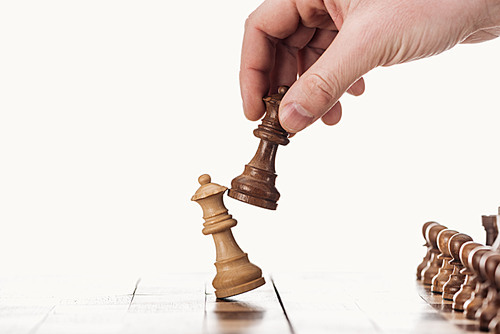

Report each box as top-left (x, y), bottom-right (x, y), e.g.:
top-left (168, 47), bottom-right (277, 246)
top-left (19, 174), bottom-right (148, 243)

top-left (0, 273), bottom-right (483, 333)
top-left (416, 282), bottom-right (484, 333)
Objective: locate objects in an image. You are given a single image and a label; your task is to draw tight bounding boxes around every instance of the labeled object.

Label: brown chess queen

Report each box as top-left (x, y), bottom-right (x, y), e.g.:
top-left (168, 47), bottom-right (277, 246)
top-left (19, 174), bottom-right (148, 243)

top-left (228, 86), bottom-right (290, 210)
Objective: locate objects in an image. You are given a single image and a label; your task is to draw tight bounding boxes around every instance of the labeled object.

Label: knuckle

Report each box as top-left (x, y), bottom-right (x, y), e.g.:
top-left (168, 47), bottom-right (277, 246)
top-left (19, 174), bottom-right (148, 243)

top-left (302, 73), bottom-right (338, 109)
top-left (244, 15), bottom-right (252, 30)
top-left (244, 12), bottom-right (257, 31)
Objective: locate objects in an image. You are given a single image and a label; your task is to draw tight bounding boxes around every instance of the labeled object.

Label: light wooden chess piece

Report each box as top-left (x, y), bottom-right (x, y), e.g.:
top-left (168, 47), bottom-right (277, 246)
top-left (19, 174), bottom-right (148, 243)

top-left (416, 222), bottom-right (438, 280)
top-left (229, 86), bottom-right (290, 210)
top-left (453, 241), bottom-right (483, 311)
top-left (443, 233), bottom-right (473, 300)
top-left (431, 229), bottom-right (459, 294)
top-left (422, 223), bottom-right (447, 286)
top-left (192, 174), bottom-right (265, 298)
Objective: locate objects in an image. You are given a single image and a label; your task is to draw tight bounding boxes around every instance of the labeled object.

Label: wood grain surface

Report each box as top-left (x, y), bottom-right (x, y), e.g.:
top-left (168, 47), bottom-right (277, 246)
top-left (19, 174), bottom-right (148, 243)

top-left (0, 273), bottom-right (482, 333)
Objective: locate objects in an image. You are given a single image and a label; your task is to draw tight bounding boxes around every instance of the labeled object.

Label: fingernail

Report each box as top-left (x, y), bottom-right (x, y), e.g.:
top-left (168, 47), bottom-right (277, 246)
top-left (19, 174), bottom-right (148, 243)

top-left (280, 102), bottom-right (314, 133)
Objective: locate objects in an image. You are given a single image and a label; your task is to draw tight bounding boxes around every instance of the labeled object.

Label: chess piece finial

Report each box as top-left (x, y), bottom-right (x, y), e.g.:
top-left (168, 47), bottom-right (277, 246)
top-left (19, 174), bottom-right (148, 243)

top-left (199, 174), bottom-right (211, 185)
top-left (431, 229), bottom-right (459, 294)
top-left (191, 174), bottom-right (265, 298)
top-left (477, 251), bottom-right (500, 330)
top-left (453, 241), bottom-right (483, 311)
top-left (416, 221), bottom-right (438, 280)
top-left (228, 86), bottom-right (290, 210)
top-left (464, 246), bottom-right (492, 319)
top-left (442, 233), bottom-right (473, 300)
top-left (422, 223), bottom-right (447, 286)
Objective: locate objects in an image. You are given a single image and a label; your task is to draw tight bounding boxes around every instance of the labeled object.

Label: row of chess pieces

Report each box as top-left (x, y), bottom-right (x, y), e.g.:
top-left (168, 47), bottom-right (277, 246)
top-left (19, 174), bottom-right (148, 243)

top-left (416, 210), bottom-right (500, 332)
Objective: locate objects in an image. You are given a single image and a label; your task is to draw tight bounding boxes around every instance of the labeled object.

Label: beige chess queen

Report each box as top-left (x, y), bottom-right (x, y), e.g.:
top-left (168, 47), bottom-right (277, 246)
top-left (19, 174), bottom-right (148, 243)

top-left (192, 174), bottom-right (265, 298)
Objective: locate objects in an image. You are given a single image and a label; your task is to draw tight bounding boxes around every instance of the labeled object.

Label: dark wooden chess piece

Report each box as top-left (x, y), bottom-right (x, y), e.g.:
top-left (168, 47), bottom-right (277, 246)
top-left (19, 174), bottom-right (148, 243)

top-left (228, 86), bottom-right (290, 210)
top-left (431, 229), bottom-right (459, 294)
top-left (454, 241), bottom-right (483, 311)
top-left (422, 223), bottom-right (447, 286)
top-left (477, 251), bottom-right (500, 331)
top-left (417, 221), bottom-right (438, 280)
top-left (483, 214), bottom-right (499, 246)
top-left (443, 233), bottom-right (473, 300)
top-left (465, 246), bottom-right (492, 320)
top-left (488, 265), bottom-right (500, 333)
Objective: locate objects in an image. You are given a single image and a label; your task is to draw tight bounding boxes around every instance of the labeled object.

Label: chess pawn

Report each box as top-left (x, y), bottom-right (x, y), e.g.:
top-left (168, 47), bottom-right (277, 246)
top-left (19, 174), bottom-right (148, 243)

top-left (454, 241), bottom-right (484, 311)
top-left (488, 265), bottom-right (500, 333)
top-left (422, 224), bottom-right (448, 286)
top-left (228, 86), bottom-right (290, 210)
top-left (477, 251), bottom-right (500, 330)
top-left (416, 222), bottom-right (439, 280)
top-left (191, 174), bottom-right (265, 298)
top-left (443, 233), bottom-right (473, 300)
top-left (431, 229), bottom-right (459, 294)
top-left (464, 246), bottom-right (492, 320)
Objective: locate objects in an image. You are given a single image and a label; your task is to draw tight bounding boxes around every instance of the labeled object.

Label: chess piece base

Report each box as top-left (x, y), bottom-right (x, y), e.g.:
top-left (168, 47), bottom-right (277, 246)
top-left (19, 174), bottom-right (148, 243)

top-left (216, 277), bottom-right (266, 299)
top-left (228, 189), bottom-right (277, 210)
top-left (465, 295), bottom-right (484, 319)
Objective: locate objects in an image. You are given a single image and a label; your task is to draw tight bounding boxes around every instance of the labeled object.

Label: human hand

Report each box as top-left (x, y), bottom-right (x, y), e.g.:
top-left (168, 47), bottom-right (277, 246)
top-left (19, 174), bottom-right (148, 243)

top-left (240, 0), bottom-right (500, 133)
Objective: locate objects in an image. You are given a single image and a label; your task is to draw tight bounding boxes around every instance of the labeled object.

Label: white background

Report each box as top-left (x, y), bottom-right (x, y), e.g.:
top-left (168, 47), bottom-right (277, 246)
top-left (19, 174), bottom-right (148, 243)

top-left (0, 0), bottom-right (499, 277)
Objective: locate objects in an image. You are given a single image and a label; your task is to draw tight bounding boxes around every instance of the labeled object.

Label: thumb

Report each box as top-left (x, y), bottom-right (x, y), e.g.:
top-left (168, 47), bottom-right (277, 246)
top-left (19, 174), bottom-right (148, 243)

top-left (279, 22), bottom-right (376, 133)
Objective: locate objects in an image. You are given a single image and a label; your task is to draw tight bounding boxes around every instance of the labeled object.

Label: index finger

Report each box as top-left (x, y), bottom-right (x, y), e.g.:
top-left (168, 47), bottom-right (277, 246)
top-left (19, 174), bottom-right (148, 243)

top-left (240, 0), bottom-right (300, 121)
